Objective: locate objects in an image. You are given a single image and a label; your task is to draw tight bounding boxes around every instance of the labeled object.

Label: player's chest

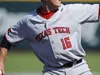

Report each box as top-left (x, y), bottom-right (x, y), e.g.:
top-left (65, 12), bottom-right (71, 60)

top-left (27, 17), bottom-right (80, 41)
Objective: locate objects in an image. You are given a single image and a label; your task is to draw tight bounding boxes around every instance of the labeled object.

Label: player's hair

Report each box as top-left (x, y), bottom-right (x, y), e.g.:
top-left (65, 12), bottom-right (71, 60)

top-left (41, 0), bottom-right (43, 3)
top-left (41, 0), bottom-right (47, 5)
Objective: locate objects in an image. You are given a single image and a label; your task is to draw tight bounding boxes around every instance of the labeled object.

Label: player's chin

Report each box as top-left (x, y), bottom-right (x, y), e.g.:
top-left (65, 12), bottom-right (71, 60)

top-left (54, 3), bottom-right (61, 7)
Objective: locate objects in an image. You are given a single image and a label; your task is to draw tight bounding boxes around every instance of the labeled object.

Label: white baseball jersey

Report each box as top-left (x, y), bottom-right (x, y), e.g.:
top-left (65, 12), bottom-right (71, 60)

top-left (5, 4), bottom-right (99, 69)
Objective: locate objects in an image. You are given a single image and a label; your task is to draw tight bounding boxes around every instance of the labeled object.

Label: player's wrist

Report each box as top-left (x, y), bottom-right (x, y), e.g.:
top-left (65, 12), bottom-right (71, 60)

top-left (0, 56), bottom-right (4, 63)
top-left (0, 62), bottom-right (4, 75)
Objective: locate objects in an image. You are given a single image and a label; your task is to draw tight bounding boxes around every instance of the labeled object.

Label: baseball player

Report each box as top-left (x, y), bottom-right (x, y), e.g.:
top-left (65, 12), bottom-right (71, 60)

top-left (0, 0), bottom-right (100, 75)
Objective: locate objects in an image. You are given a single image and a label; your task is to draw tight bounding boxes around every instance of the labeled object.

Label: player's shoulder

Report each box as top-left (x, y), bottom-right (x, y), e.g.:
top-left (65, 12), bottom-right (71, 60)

top-left (60, 3), bottom-right (86, 11)
top-left (26, 10), bottom-right (37, 17)
top-left (23, 9), bottom-right (43, 23)
top-left (64, 3), bottom-right (98, 9)
top-left (22, 10), bottom-right (37, 20)
top-left (18, 9), bottom-right (39, 23)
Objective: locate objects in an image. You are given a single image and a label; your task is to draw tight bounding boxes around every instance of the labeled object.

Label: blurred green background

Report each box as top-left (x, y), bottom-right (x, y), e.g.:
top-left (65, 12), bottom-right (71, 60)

top-left (4, 50), bottom-right (100, 73)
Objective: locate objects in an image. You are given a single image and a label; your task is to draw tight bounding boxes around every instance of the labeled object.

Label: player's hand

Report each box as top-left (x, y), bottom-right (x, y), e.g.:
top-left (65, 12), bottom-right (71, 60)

top-left (0, 61), bottom-right (5, 75)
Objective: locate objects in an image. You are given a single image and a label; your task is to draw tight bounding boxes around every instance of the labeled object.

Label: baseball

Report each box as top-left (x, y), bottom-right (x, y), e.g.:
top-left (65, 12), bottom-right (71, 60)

top-left (0, 70), bottom-right (2, 75)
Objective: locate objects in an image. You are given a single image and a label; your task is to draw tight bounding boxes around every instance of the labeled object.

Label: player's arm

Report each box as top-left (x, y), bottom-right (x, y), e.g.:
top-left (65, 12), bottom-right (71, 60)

top-left (0, 36), bottom-right (11, 75)
top-left (0, 14), bottom-right (27, 75)
top-left (68, 4), bottom-right (100, 23)
top-left (0, 47), bottom-right (8, 75)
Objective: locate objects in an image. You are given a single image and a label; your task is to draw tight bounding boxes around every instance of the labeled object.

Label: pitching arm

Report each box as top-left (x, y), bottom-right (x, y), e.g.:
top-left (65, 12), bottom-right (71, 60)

top-left (0, 36), bottom-right (11, 75)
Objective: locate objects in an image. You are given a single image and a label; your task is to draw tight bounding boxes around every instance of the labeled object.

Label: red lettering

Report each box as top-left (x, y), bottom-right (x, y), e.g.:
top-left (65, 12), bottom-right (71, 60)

top-left (43, 28), bottom-right (52, 37)
top-left (35, 27), bottom-right (70, 41)
top-left (61, 39), bottom-right (67, 50)
top-left (53, 27), bottom-right (70, 34)
top-left (35, 28), bottom-right (52, 41)
top-left (58, 27), bottom-right (64, 33)
top-left (66, 27), bottom-right (70, 34)
top-left (46, 28), bottom-right (52, 36)
top-left (53, 27), bottom-right (58, 34)
top-left (44, 30), bottom-right (48, 37)
top-left (35, 32), bottom-right (44, 41)
top-left (64, 37), bottom-right (72, 48)
top-left (61, 37), bottom-right (72, 50)
top-left (60, 27), bottom-right (65, 33)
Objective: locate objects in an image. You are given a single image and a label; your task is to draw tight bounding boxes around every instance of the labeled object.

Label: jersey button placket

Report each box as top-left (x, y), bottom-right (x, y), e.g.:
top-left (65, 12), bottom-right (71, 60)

top-left (44, 22), bottom-right (59, 60)
top-left (51, 41), bottom-right (54, 43)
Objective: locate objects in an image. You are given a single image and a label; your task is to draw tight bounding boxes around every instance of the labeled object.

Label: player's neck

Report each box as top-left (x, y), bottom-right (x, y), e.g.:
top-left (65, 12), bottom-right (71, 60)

top-left (41, 5), bottom-right (58, 13)
top-left (37, 6), bottom-right (58, 19)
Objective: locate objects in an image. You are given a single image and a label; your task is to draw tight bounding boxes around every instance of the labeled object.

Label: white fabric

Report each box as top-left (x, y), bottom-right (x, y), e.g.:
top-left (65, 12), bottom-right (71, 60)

top-left (5, 4), bottom-right (99, 72)
top-left (43, 59), bottom-right (92, 75)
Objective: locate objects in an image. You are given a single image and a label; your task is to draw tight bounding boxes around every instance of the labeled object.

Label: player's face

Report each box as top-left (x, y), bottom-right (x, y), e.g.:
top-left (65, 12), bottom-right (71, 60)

top-left (47, 0), bottom-right (61, 7)
top-left (42, 0), bottom-right (61, 8)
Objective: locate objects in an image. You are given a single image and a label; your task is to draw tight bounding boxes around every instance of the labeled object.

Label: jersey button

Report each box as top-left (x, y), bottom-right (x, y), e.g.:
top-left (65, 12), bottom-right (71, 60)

top-left (51, 41), bottom-right (54, 43)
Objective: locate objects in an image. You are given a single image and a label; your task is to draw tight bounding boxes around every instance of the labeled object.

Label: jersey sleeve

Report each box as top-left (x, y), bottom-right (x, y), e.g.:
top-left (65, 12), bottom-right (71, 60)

top-left (68, 4), bottom-right (99, 23)
top-left (5, 17), bottom-right (28, 44)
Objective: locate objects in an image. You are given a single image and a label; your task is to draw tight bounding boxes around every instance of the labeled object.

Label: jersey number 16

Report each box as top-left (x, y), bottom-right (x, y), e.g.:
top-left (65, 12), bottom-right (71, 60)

top-left (61, 37), bottom-right (72, 50)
